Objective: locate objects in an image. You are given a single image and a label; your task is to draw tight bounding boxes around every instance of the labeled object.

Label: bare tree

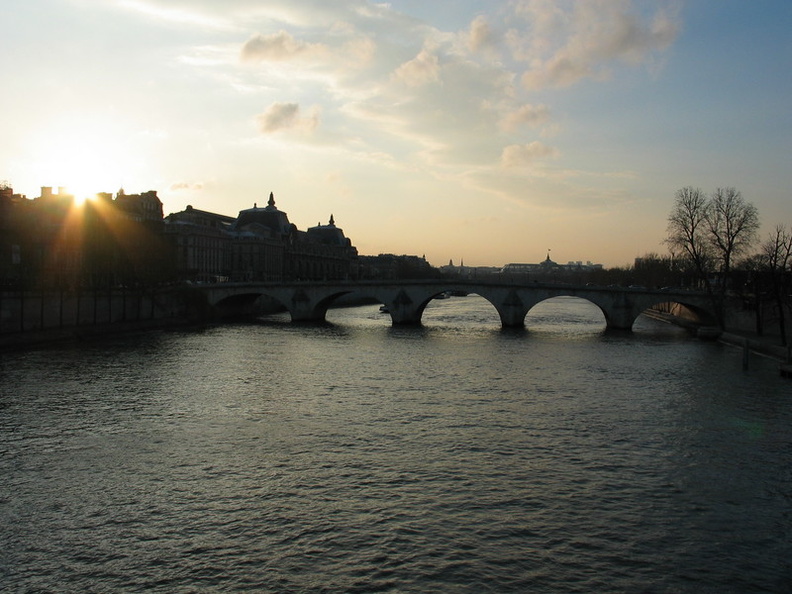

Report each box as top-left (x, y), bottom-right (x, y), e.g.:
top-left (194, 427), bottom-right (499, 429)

top-left (707, 187), bottom-right (760, 285)
top-left (760, 225), bottom-right (792, 345)
top-left (666, 186), bottom-right (760, 327)
top-left (665, 186), bottom-right (714, 291)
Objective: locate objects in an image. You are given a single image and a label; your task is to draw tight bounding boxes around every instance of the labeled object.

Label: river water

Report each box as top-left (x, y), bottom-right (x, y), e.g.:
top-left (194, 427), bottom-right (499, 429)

top-left (1, 296), bottom-right (791, 592)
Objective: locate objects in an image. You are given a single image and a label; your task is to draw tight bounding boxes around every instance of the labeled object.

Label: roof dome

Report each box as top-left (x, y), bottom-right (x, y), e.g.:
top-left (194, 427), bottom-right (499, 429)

top-left (307, 214), bottom-right (351, 246)
top-left (540, 251), bottom-right (557, 268)
top-left (233, 192), bottom-right (293, 236)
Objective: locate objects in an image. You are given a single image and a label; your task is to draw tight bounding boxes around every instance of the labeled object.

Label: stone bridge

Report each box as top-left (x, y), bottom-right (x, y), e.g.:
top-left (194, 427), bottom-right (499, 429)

top-left (197, 280), bottom-right (717, 331)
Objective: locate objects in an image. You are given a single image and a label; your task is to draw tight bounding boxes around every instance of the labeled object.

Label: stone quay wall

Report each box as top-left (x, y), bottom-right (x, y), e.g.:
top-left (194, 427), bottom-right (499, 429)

top-left (0, 287), bottom-right (197, 348)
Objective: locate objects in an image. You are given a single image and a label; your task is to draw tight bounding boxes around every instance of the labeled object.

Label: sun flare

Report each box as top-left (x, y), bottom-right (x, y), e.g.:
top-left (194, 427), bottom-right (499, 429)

top-left (66, 189), bottom-right (98, 206)
top-left (28, 115), bottom-right (135, 202)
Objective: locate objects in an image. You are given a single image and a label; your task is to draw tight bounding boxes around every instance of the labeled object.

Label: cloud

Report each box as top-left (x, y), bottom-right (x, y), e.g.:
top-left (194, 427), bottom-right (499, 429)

top-left (255, 102), bottom-right (320, 134)
top-left (339, 36), bottom-right (377, 68)
top-left (467, 15), bottom-right (494, 53)
top-left (241, 30), bottom-right (327, 62)
top-left (499, 104), bottom-right (550, 132)
top-left (239, 27), bottom-right (376, 77)
top-left (392, 46), bottom-right (441, 87)
top-left (510, 0), bottom-right (680, 89)
top-left (501, 141), bottom-right (559, 168)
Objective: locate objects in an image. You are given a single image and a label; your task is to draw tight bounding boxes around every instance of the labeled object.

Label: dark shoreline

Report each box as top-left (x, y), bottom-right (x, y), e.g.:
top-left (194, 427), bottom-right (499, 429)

top-left (0, 316), bottom-right (199, 352)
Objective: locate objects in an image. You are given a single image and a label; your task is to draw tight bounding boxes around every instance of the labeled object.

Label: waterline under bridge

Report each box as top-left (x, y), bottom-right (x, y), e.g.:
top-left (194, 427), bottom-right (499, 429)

top-left (198, 280), bottom-right (716, 331)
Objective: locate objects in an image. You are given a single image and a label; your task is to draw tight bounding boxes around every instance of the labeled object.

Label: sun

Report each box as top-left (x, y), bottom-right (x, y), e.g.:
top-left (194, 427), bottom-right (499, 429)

top-left (27, 114), bottom-right (136, 202)
top-left (39, 141), bottom-right (123, 204)
top-left (65, 187), bottom-right (99, 206)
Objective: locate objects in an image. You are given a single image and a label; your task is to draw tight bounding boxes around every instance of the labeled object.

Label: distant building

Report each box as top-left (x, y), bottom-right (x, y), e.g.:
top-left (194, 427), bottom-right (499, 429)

top-left (439, 259), bottom-right (500, 279)
top-left (358, 254), bottom-right (439, 279)
top-left (501, 252), bottom-right (603, 280)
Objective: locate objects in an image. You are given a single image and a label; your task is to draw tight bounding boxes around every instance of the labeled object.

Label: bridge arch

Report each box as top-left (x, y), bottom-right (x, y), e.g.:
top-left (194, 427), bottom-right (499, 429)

top-left (523, 296), bottom-right (608, 331)
top-left (638, 297), bottom-right (719, 328)
top-left (213, 292), bottom-right (275, 317)
top-left (300, 290), bottom-right (358, 322)
top-left (371, 287), bottom-right (458, 325)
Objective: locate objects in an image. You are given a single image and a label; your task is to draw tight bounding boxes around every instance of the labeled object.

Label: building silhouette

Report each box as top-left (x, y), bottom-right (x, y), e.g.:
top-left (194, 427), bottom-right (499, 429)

top-left (1, 186), bottom-right (361, 288)
top-left (0, 185), bottom-right (170, 289)
top-left (164, 192), bottom-right (358, 282)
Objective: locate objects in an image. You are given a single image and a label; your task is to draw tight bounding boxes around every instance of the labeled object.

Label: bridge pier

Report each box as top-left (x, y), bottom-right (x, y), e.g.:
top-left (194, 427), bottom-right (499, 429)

top-left (286, 289), bottom-right (311, 322)
top-left (384, 289), bottom-right (425, 325)
top-left (604, 317), bottom-right (635, 331)
top-left (287, 289), bottom-right (362, 323)
top-left (289, 309), bottom-right (328, 323)
top-left (494, 289), bottom-right (530, 328)
top-left (284, 289), bottom-right (323, 323)
top-left (389, 314), bottom-right (423, 325)
top-left (598, 294), bottom-right (638, 331)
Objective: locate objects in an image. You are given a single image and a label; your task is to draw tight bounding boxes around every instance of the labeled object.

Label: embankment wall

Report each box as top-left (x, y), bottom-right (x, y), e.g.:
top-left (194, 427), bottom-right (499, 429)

top-left (0, 287), bottom-right (200, 349)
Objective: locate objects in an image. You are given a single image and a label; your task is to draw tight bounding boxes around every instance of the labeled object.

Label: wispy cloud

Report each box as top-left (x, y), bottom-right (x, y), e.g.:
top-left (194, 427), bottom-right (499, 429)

top-left (117, 0), bottom-right (235, 30)
top-left (169, 181), bottom-right (205, 191)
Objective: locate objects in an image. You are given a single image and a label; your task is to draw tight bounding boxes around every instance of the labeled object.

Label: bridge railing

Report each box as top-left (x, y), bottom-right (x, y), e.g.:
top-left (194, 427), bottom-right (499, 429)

top-left (199, 278), bottom-right (707, 297)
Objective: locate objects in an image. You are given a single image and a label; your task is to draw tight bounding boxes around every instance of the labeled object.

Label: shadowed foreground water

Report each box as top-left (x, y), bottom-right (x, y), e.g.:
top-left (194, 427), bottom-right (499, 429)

top-left (1, 297), bottom-right (791, 592)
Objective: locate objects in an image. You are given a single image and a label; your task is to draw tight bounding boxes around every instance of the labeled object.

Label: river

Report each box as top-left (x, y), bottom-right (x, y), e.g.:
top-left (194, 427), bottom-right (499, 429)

top-left (1, 296), bottom-right (790, 592)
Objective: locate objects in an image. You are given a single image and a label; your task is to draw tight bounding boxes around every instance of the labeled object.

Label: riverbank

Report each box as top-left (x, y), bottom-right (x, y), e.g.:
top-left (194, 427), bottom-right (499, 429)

top-left (718, 330), bottom-right (792, 379)
top-left (644, 308), bottom-right (792, 378)
top-left (718, 330), bottom-right (791, 362)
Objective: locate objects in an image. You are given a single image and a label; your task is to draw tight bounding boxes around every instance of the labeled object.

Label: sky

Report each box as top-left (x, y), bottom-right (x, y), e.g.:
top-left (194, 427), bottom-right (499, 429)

top-left (1, 0), bottom-right (790, 267)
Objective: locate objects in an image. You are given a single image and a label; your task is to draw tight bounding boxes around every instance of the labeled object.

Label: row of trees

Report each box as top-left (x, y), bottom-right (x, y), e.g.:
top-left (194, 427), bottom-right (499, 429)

top-left (665, 186), bottom-right (791, 344)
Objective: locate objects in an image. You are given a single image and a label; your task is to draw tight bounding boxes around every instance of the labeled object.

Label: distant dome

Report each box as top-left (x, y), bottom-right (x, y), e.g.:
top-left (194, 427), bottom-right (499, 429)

top-left (540, 251), bottom-right (557, 268)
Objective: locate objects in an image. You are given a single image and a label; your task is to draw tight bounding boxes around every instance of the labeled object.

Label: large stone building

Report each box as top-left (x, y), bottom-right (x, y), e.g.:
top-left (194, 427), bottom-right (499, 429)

top-left (114, 189), bottom-right (164, 223)
top-left (164, 205), bottom-right (235, 283)
top-left (164, 192), bottom-right (358, 282)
